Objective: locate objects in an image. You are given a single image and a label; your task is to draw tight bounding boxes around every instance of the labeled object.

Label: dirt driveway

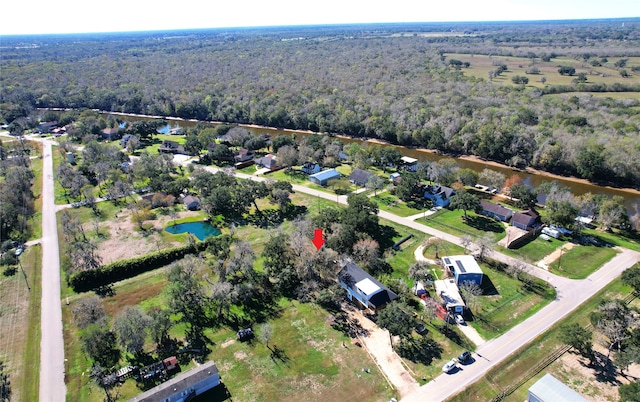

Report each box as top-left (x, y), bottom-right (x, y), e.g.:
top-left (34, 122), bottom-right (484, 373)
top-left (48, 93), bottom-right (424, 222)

top-left (346, 309), bottom-right (420, 398)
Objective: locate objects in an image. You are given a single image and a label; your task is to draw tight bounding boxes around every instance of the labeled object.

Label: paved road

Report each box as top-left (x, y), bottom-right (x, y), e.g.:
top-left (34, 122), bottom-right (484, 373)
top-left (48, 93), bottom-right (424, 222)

top-left (402, 248), bottom-right (640, 402)
top-left (39, 141), bottom-right (67, 401)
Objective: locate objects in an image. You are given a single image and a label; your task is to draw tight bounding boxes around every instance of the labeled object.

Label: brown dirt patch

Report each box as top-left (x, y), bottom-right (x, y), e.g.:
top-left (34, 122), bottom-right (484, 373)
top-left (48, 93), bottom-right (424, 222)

top-left (102, 281), bottom-right (166, 317)
top-left (552, 343), bottom-right (640, 401)
top-left (90, 209), bottom-right (200, 265)
top-left (234, 350), bottom-right (248, 360)
top-left (221, 339), bottom-right (236, 348)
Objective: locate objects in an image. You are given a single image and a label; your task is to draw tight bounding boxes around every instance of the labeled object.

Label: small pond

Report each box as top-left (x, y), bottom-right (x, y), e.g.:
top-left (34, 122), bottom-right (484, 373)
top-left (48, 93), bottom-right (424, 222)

top-left (165, 221), bottom-right (221, 241)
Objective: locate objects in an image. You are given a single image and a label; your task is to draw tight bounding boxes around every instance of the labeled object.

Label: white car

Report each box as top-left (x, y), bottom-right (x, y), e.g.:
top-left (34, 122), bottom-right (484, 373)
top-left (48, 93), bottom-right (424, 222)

top-left (442, 358), bottom-right (457, 373)
top-left (454, 314), bottom-right (465, 325)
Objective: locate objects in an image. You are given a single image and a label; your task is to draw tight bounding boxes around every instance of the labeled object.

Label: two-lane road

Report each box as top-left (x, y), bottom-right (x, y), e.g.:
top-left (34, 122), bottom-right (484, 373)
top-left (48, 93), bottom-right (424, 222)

top-left (39, 140), bottom-right (66, 402)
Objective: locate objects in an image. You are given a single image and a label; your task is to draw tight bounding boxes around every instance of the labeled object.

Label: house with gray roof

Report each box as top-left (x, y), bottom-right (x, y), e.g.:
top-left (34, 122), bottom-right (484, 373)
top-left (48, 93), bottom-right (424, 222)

top-left (480, 201), bottom-right (514, 222)
top-left (338, 261), bottom-right (398, 311)
top-left (128, 361), bottom-right (221, 402)
top-left (349, 168), bottom-right (375, 187)
top-left (527, 373), bottom-right (587, 402)
top-left (424, 184), bottom-right (456, 207)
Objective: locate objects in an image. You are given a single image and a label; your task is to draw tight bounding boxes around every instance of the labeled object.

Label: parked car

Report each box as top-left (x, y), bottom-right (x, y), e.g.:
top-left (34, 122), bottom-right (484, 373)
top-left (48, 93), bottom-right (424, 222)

top-left (414, 323), bottom-right (427, 335)
top-left (442, 359), bottom-right (457, 373)
top-left (14, 247), bottom-right (24, 256)
top-left (458, 351), bottom-right (472, 363)
top-left (454, 314), bottom-right (465, 325)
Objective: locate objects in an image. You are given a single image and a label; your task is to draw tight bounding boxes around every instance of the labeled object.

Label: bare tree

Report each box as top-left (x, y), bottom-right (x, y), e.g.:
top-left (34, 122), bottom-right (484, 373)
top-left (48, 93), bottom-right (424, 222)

top-left (477, 233), bottom-right (495, 261)
top-left (259, 322), bottom-right (273, 351)
top-left (459, 281), bottom-right (482, 310)
top-left (425, 237), bottom-right (444, 259)
top-left (113, 306), bottom-right (151, 355)
top-left (366, 175), bottom-right (385, 196)
top-left (461, 234), bottom-right (473, 254)
top-left (72, 296), bottom-right (107, 329)
top-left (352, 238), bottom-right (379, 269)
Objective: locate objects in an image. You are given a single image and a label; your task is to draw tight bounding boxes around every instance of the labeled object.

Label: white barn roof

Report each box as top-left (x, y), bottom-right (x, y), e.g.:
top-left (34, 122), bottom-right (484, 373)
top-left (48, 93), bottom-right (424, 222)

top-left (528, 374), bottom-right (587, 402)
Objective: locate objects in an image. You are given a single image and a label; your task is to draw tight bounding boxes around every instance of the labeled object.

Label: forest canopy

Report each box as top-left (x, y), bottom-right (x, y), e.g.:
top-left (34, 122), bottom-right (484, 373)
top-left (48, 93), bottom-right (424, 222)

top-left (1, 20), bottom-right (640, 187)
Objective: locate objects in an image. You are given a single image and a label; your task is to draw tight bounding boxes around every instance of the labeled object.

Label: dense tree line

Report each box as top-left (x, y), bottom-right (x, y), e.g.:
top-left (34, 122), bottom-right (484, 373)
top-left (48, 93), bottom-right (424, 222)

top-left (0, 138), bottom-right (36, 242)
top-left (2, 23), bottom-right (639, 187)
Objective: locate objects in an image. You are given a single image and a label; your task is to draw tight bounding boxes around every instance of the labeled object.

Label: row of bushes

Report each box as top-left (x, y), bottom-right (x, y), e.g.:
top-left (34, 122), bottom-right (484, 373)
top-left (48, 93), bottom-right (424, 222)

top-left (68, 242), bottom-right (208, 292)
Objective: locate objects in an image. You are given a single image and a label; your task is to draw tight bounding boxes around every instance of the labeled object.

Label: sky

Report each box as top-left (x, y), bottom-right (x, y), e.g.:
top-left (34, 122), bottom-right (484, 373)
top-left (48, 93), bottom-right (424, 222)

top-left (1, 0), bottom-right (639, 35)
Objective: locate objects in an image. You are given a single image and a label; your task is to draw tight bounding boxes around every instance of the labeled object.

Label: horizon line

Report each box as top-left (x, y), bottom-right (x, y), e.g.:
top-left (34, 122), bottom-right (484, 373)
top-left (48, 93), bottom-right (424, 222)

top-left (2, 16), bottom-right (639, 38)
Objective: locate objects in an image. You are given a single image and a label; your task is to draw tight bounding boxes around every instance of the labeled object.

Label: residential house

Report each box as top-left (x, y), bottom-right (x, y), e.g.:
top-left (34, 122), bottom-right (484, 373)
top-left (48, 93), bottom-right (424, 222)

top-left (38, 121), bottom-right (58, 133)
top-left (159, 140), bottom-right (186, 154)
top-left (183, 195), bottom-right (201, 211)
top-left (301, 162), bottom-right (321, 175)
top-left (480, 201), bottom-right (514, 222)
top-left (128, 361), bottom-right (221, 402)
top-left (511, 209), bottom-right (540, 230)
top-left (255, 154), bottom-right (279, 170)
top-left (527, 373), bottom-right (587, 402)
top-left (349, 168), bottom-right (375, 187)
top-left (309, 169), bottom-right (341, 186)
top-left (400, 156), bottom-right (418, 172)
top-left (119, 134), bottom-right (138, 148)
top-left (234, 149), bottom-right (255, 163)
top-left (441, 255), bottom-right (483, 286)
top-left (101, 127), bottom-right (121, 141)
top-left (338, 261), bottom-right (398, 311)
top-left (424, 184), bottom-right (456, 208)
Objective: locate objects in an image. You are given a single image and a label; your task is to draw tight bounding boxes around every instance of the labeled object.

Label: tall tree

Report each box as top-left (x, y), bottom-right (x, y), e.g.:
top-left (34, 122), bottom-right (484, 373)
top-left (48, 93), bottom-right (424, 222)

top-left (449, 191), bottom-right (481, 219)
top-left (113, 306), bottom-right (151, 355)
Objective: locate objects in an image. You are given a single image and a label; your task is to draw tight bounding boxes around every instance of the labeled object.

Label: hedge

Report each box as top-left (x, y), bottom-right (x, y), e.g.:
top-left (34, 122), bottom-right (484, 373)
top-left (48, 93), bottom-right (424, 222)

top-left (68, 234), bottom-right (233, 292)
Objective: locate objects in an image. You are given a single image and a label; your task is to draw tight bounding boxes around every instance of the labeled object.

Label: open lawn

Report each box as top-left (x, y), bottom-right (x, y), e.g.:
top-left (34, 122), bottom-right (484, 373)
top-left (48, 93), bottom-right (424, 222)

top-left (450, 280), bottom-right (633, 402)
top-left (469, 261), bottom-right (556, 340)
top-left (497, 236), bottom-right (567, 264)
top-left (371, 192), bottom-right (425, 217)
top-left (581, 228), bottom-right (640, 251)
top-left (139, 134), bottom-right (186, 154)
top-left (0, 244), bottom-right (42, 402)
top-left (418, 209), bottom-right (506, 241)
top-left (549, 244), bottom-right (619, 279)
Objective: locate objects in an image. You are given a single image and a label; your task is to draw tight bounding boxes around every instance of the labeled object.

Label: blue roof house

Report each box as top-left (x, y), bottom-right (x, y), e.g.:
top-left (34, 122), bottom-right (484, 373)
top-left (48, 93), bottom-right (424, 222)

top-left (309, 169), bottom-right (341, 186)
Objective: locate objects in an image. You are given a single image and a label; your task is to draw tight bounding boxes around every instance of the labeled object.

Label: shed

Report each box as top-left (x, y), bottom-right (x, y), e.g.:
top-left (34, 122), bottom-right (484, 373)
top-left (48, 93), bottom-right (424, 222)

top-left (349, 168), bottom-right (375, 186)
top-left (163, 356), bottom-right (178, 371)
top-left (309, 169), bottom-right (341, 186)
top-left (527, 373), bottom-right (587, 402)
top-left (434, 279), bottom-right (466, 313)
top-left (442, 255), bottom-right (483, 286)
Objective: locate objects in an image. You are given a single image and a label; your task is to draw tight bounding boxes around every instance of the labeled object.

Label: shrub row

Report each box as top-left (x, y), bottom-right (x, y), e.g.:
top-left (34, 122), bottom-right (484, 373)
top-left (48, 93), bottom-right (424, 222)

top-left (69, 242), bottom-right (207, 292)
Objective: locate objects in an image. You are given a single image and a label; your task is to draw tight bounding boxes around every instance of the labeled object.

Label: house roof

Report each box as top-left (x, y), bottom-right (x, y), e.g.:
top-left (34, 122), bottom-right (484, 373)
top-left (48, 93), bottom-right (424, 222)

top-left (349, 168), bottom-right (375, 184)
top-left (442, 255), bottom-right (483, 275)
top-left (338, 261), bottom-right (398, 309)
top-left (426, 184), bottom-right (455, 199)
top-left (128, 361), bottom-right (219, 402)
top-left (512, 208), bottom-right (540, 226)
top-left (400, 156), bottom-right (418, 164)
top-left (310, 169), bottom-right (340, 182)
top-left (183, 195), bottom-right (200, 205)
top-left (481, 201), bottom-right (513, 217)
top-left (528, 374), bottom-right (587, 402)
top-left (102, 127), bottom-right (120, 135)
top-left (257, 154), bottom-right (278, 168)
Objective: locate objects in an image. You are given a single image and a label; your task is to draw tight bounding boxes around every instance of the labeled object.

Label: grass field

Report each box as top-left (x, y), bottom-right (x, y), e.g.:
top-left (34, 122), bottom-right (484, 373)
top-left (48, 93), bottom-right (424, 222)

top-left (549, 244), bottom-right (618, 279)
top-left (0, 245), bottom-right (42, 402)
top-left (497, 236), bottom-right (567, 264)
top-left (418, 209), bottom-right (506, 241)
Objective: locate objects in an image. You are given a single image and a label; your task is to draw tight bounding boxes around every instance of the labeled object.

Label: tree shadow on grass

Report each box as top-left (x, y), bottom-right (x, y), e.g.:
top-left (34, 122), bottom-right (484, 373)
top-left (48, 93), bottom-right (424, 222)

top-left (464, 215), bottom-right (504, 234)
top-left (373, 224), bottom-right (400, 251)
top-left (269, 344), bottom-right (290, 366)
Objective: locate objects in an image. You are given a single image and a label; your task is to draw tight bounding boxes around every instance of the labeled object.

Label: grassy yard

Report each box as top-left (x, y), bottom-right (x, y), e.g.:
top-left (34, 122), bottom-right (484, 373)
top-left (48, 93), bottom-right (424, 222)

top-left (140, 134), bottom-right (186, 154)
top-left (549, 244), bottom-right (619, 279)
top-left (371, 192), bottom-right (425, 217)
top-left (581, 228), bottom-right (640, 251)
top-left (418, 209), bottom-right (506, 241)
top-left (450, 279), bottom-right (632, 402)
top-left (497, 236), bottom-right (567, 264)
top-left (64, 279), bottom-right (395, 402)
top-left (468, 261), bottom-right (556, 340)
top-left (0, 244), bottom-right (42, 402)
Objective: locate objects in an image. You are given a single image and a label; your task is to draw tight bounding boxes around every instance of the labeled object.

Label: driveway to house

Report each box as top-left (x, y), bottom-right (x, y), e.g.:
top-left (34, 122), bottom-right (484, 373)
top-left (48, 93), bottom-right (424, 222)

top-left (39, 140), bottom-right (67, 402)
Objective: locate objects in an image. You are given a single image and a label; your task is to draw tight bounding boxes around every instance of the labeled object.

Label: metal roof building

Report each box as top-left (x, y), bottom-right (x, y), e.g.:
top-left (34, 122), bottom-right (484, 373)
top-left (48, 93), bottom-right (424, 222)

top-left (442, 255), bottom-right (483, 286)
top-left (527, 374), bottom-right (588, 402)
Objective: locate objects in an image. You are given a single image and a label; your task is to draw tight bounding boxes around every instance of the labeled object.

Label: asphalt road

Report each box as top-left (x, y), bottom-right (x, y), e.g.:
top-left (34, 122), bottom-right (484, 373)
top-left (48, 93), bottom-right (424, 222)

top-left (39, 140), bottom-right (67, 401)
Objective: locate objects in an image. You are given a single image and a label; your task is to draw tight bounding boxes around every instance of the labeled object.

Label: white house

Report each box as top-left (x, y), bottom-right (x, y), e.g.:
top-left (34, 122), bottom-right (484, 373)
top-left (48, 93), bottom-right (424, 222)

top-left (442, 255), bottom-right (483, 286)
